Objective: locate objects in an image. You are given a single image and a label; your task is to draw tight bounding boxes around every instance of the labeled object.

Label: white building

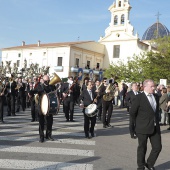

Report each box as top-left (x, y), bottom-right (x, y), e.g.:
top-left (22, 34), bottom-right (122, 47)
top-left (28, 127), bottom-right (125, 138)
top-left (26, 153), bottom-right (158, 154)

top-left (1, 0), bottom-right (156, 80)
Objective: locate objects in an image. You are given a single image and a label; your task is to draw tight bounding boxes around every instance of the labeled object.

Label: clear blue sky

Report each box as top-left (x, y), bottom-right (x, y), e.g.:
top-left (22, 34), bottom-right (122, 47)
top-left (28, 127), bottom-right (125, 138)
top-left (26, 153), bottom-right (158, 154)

top-left (0, 0), bottom-right (169, 50)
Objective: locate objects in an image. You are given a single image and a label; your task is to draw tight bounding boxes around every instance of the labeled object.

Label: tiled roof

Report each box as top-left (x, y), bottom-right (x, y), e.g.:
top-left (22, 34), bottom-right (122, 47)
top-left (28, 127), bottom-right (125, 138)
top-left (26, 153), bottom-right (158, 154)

top-left (2, 41), bottom-right (94, 50)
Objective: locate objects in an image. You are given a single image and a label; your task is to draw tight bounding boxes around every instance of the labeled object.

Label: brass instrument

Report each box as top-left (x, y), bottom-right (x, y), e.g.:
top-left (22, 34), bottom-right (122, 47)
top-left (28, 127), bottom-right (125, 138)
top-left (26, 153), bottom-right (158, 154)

top-left (103, 83), bottom-right (116, 101)
top-left (15, 83), bottom-right (22, 90)
top-left (49, 73), bottom-right (61, 85)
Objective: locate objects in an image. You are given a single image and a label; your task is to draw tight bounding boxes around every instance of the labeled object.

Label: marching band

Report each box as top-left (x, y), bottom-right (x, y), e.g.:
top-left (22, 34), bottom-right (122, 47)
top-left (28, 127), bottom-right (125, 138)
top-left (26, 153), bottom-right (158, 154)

top-left (0, 71), bottom-right (117, 142)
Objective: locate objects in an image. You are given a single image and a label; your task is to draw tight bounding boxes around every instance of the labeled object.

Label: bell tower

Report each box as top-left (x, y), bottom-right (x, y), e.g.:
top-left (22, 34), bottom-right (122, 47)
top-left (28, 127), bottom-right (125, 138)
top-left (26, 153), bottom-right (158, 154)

top-left (99, 0), bottom-right (135, 41)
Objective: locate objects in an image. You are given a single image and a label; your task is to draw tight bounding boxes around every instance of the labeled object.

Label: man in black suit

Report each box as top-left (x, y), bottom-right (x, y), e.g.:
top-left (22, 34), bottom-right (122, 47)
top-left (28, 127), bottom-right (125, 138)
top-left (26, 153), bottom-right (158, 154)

top-left (129, 79), bottom-right (162, 170)
top-left (79, 81), bottom-right (97, 138)
top-left (6, 76), bottom-right (17, 116)
top-left (126, 82), bottom-right (139, 139)
top-left (62, 76), bottom-right (77, 122)
top-left (16, 77), bottom-right (26, 112)
top-left (92, 79), bottom-right (102, 121)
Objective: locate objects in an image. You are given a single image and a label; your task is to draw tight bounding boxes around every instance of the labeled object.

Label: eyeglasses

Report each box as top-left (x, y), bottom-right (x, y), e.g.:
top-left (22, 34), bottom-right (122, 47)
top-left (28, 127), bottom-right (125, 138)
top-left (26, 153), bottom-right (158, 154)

top-left (104, 80), bottom-right (107, 82)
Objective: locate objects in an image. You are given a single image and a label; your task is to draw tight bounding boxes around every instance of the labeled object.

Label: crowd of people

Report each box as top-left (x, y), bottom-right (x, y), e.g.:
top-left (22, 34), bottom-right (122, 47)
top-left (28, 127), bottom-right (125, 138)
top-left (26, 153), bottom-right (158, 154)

top-left (1, 74), bottom-right (170, 169)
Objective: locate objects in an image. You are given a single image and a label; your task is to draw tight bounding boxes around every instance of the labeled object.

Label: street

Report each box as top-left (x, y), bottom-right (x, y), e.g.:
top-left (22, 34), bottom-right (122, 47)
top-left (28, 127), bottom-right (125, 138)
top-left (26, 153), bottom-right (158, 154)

top-left (0, 105), bottom-right (170, 170)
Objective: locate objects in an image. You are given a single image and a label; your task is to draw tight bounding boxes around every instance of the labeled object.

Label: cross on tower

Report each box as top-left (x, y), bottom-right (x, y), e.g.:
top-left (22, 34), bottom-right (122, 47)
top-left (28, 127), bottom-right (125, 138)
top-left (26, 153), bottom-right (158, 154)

top-left (155, 11), bottom-right (161, 23)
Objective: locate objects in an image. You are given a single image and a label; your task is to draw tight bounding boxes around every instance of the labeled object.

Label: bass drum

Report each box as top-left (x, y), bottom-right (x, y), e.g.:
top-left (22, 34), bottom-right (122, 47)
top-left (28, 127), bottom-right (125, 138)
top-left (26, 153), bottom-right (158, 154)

top-left (85, 104), bottom-right (98, 117)
top-left (41, 92), bottom-right (60, 115)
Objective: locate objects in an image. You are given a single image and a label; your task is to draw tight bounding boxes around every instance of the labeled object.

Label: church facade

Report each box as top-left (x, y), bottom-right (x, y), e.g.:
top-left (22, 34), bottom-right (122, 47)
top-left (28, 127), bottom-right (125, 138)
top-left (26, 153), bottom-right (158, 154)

top-left (1, 0), bottom-right (164, 80)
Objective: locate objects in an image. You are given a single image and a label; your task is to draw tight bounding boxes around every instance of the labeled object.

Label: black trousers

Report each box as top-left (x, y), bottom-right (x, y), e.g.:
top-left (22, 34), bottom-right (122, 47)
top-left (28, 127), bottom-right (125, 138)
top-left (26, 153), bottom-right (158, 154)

top-left (16, 94), bottom-right (26, 111)
top-left (136, 127), bottom-right (162, 170)
top-left (63, 96), bottom-right (74, 121)
top-left (0, 97), bottom-right (4, 121)
top-left (6, 94), bottom-right (15, 115)
top-left (102, 100), bottom-right (113, 125)
top-left (30, 98), bottom-right (38, 121)
top-left (83, 112), bottom-right (96, 136)
top-left (39, 114), bottom-right (53, 139)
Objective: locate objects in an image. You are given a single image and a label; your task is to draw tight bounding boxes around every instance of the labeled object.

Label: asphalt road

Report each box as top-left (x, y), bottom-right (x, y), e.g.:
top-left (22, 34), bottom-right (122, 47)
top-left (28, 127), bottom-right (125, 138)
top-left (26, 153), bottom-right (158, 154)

top-left (0, 105), bottom-right (170, 170)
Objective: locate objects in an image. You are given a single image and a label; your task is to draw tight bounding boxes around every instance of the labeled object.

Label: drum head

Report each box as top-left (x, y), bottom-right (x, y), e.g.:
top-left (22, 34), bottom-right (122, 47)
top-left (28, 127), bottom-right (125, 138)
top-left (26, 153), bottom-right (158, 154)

top-left (85, 104), bottom-right (97, 114)
top-left (41, 94), bottom-right (49, 115)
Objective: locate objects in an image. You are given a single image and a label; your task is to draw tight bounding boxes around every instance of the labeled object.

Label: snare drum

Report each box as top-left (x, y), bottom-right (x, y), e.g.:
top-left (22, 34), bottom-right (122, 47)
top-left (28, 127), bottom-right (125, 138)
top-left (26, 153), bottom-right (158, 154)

top-left (40, 92), bottom-right (60, 115)
top-left (85, 104), bottom-right (98, 117)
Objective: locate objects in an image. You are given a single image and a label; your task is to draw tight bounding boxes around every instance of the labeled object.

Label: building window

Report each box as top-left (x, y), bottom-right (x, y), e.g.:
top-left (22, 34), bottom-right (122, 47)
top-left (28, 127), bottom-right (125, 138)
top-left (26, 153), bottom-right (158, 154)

top-left (43, 52), bottom-right (46, 56)
top-left (121, 14), bottom-right (125, 24)
top-left (29, 53), bottom-right (32, 56)
top-left (17, 60), bottom-right (20, 67)
top-left (113, 45), bottom-right (120, 58)
top-left (18, 53), bottom-right (21, 57)
top-left (119, 1), bottom-right (121, 7)
top-left (96, 63), bottom-right (100, 69)
top-left (86, 61), bottom-right (90, 69)
top-left (58, 57), bottom-right (62, 66)
top-left (114, 15), bottom-right (118, 25)
top-left (75, 58), bottom-right (79, 67)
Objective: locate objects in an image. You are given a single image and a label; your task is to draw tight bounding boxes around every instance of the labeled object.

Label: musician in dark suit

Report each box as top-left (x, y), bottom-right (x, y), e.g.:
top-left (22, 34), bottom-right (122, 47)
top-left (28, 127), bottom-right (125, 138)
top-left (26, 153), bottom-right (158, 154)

top-left (129, 79), bottom-right (162, 170)
top-left (33, 75), bottom-right (56, 143)
top-left (0, 82), bottom-right (6, 123)
top-left (99, 78), bottom-right (114, 128)
top-left (126, 82), bottom-right (140, 139)
top-left (28, 77), bottom-right (38, 122)
top-left (62, 76), bottom-right (77, 122)
top-left (92, 79), bottom-right (102, 121)
top-left (6, 76), bottom-right (17, 116)
top-left (79, 81), bottom-right (97, 138)
top-left (16, 77), bottom-right (26, 112)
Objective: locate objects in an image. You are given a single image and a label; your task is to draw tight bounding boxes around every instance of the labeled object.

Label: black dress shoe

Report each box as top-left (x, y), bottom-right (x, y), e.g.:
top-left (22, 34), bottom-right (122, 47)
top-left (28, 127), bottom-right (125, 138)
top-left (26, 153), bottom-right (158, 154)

top-left (91, 133), bottom-right (95, 137)
top-left (145, 163), bottom-right (155, 170)
top-left (70, 120), bottom-right (75, 122)
top-left (131, 135), bottom-right (137, 139)
top-left (7, 114), bottom-right (11, 116)
top-left (31, 119), bottom-right (35, 122)
top-left (47, 137), bottom-right (54, 141)
top-left (103, 125), bottom-right (107, 128)
top-left (107, 124), bottom-right (113, 128)
top-left (66, 119), bottom-right (69, 122)
top-left (39, 138), bottom-right (44, 143)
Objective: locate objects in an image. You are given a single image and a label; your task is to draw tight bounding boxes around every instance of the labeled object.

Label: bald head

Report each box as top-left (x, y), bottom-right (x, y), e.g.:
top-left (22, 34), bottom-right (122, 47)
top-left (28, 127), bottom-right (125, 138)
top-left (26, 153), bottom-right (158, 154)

top-left (43, 75), bottom-right (50, 81)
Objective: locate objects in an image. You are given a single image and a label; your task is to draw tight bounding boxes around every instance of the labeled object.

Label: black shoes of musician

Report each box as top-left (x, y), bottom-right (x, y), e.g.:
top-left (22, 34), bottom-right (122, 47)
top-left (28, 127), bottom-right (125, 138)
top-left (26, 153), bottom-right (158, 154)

top-left (91, 133), bottom-right (95, 138)
top-left (70, 119), bottom-right (75, 122)
top-left (31, 119), bottom-right (35, 122)
top-left (167, 127), bottom-right (170, 130)
top-left (66, 119), bottom-right (69, 122)
top-left (46, 136), bottom-right (54, 141)
top-left (85, 134), bottom-right (90, 139)
top-left (103, 125), bottom-right (107, 128)
top-left (107, 124), bottom-right (112, 128)
top-left (39, 138), bottom-right (44, 143)
top-left (7, 113), bottom-right (11, 116)
top-left (12, 113), bottom-right (16, 116)
top-left (131, 135), bottom-right (137, 139)
top-left (145, 163), bottom-right (155, 170)
top-left (16, 109), bottom-right (19, 112)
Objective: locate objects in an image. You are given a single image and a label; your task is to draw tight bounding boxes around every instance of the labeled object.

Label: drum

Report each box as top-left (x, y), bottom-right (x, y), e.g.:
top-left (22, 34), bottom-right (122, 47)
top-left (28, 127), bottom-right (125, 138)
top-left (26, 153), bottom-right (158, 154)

top-left (85, 104), bottom-right (98, 117)
top-left (40, 92), bottom-right (60, 115)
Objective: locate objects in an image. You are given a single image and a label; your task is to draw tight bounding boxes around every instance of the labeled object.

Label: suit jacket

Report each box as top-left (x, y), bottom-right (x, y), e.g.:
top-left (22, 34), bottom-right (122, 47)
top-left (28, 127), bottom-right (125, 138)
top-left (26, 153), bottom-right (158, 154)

top-left (79, 89), bottom-right (96, 107)
top-left (6, 81), bottom-right (17, 96)
top-left (130, 92), bottom-right (160, 135)
top-left (125, 90), bottom-right (139, 107)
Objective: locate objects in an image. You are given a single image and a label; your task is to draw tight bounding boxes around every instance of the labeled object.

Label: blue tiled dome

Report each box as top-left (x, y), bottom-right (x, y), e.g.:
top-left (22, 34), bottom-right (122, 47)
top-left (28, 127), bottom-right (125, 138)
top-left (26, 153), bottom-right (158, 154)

top-left (142, 22), bottom-right (170, 40)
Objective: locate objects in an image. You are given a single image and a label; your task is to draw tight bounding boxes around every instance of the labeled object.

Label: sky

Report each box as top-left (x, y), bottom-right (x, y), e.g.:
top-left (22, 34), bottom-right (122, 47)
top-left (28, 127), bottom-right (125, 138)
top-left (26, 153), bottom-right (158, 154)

top-left (0, 0), bottom-right (170, 52)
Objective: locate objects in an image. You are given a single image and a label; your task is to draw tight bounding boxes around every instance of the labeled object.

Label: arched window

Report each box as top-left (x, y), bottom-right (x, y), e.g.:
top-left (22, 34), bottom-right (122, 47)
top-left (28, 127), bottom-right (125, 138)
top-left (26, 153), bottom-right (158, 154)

top-left (114, 15), bottom-right (118, 25)
top-left (119, 1), bottom-right (121, 7)
top-left (121, 14), bottom-right (125, 24)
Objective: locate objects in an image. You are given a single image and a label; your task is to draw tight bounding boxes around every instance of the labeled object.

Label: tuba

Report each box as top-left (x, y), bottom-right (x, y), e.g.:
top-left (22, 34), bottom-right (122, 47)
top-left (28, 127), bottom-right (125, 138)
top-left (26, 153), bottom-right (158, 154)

top-left (49, 73), bottom-right (61, 85)
top-left (103, 83), bottom-right (116, 101)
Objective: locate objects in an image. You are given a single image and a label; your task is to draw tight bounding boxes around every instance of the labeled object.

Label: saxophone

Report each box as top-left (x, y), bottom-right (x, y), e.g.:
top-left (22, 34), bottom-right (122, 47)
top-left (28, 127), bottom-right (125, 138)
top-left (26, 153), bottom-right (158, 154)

top-left (103, 83), bottom-right (116, 101)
